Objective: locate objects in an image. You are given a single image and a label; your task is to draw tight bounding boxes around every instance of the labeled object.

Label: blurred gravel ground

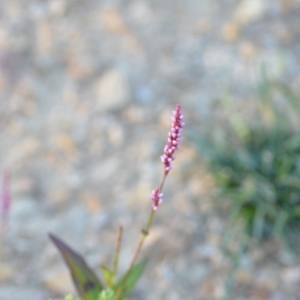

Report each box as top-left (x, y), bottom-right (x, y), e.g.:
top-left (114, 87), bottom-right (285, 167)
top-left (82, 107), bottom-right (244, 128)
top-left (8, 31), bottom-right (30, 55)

top-left (1, 0), bottom-right (300, 299)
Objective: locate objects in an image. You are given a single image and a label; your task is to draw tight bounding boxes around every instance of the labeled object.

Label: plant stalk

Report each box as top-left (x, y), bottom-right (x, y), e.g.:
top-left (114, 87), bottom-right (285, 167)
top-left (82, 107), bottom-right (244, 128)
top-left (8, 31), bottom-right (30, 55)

top-left (113, 226), bottom-right (123, 282)
top-left (115, 174), bottom-right (167, 299)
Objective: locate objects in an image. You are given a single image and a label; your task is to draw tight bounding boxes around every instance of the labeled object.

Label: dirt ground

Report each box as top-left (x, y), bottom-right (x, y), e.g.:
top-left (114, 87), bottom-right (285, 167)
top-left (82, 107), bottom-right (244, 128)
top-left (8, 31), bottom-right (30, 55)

top-left (1, 0), bottom-right (300, 299)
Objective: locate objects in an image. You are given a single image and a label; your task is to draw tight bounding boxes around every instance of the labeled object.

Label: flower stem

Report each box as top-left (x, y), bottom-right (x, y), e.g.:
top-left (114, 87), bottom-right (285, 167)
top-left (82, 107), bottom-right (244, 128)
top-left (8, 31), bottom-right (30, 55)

top-left (129, 209), bottom-right (155, 270)
top-left (129, 174), bottom-right (166, 270)
top-left (113, 226), bottom-right (123, 282)
top-left (115, 174), bottom-right (167, 299)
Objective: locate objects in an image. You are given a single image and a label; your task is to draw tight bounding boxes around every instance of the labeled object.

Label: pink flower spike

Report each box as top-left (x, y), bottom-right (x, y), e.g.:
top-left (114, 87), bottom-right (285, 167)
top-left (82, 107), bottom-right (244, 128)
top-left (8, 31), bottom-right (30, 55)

top-left (1, 168), bottom-right (10, 230)
top-left (151, 188), bottom-right (163, 211)
top-left (161, 104), bottom-right (184, 175)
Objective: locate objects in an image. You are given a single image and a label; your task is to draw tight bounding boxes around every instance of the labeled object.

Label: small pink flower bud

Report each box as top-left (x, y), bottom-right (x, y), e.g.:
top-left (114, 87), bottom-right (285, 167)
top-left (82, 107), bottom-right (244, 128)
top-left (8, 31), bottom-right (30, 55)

top-left (150, 188), bottom-right (163, 211)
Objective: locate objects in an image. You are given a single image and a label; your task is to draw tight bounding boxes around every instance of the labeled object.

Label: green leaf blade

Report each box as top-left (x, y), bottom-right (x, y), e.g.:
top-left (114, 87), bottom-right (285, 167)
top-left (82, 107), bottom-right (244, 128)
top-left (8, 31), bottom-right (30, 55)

top-left (114, 260), bottom-right (147, 300)
top-left (101, 266), bottom-right (115, 288)
top-left (49, 233), bottom-right (103, 300)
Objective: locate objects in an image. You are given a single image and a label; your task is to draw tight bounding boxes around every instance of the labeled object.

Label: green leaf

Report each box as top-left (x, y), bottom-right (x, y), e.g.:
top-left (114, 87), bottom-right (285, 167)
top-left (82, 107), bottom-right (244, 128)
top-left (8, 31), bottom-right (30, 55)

top-left (49, 233), bottom-right (103, 300)
top-left (101, 266), bottom-right (115, 288)
top-left (114, 260), bottom-right (147, 300)
top-left (98, 289), bottom-right (115, 300)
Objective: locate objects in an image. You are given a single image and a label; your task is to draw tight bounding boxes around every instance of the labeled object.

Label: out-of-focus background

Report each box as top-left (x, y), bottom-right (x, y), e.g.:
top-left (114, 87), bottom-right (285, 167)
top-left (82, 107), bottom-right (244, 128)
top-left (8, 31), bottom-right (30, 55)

top-left (1, 0), bottom-right (300, 299)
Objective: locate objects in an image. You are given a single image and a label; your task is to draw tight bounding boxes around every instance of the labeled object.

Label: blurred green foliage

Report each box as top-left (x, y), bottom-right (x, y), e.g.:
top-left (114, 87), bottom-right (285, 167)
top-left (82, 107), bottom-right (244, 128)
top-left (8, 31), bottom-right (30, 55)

top-left (49, 233), bottom-right (146, 300)
top-left (193, 77), bottom-right (300, 245)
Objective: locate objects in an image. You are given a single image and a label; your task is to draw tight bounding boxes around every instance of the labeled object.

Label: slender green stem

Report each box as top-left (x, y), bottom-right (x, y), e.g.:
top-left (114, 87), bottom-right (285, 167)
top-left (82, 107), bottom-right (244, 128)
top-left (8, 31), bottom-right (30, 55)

top-left (129, 209), bottom-right (155, 270)
top-left (128, 173), bottom-right (166, 271)
top-left (159, 174), bottom-right (166, 192)
top-left (115, 174), bottom-right (167, 299)
top-left (113, 226), bottom-right (123, 281)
